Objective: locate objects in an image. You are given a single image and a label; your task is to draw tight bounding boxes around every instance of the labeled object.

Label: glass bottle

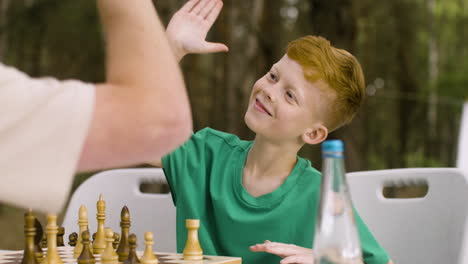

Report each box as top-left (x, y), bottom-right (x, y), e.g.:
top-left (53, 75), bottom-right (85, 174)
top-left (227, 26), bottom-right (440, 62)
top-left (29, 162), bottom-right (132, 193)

top-left (313, 140), bottom-right (363, 264)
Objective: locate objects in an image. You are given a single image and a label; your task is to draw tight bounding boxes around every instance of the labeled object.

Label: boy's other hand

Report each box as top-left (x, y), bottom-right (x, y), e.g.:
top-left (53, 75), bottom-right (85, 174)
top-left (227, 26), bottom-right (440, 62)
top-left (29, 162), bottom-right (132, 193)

top-left (250, 240), bottom-right (314, 264)
top-left (166, 0), bottom-right (229, 61)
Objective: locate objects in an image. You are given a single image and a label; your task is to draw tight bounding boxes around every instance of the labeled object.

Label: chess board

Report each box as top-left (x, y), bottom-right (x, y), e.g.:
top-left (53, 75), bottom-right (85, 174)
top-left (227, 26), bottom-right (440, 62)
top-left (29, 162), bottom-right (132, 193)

top-left (0, 247), bottom-right (241, 264)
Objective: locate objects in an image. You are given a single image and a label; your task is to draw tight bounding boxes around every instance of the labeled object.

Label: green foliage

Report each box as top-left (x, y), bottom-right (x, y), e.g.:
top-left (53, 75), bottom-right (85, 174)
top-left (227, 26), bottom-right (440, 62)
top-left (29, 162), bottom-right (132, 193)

top-left (435, 0), bottom-right (463, 17)
top-left (405, 150), bottom-right (445, 167)
top-left (438, 70), bottom-right (468, 100)
top-left (367, 152), bottom-right (389, 171)
top-left (3, 0), bottom-right (104, 80)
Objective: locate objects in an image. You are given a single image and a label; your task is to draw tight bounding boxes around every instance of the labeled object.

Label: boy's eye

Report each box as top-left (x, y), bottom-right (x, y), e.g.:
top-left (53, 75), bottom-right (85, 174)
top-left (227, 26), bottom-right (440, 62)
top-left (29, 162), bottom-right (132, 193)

top-left (286, 91), bottom-right (295, 100)
top-left (268, 72), bottom-right (277, 81)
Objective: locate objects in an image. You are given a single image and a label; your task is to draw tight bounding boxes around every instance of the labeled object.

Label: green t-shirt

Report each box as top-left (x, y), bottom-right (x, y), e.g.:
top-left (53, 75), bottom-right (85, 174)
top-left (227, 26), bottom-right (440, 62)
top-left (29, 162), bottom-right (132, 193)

top-left (162, 128), bottom-right (390, 264)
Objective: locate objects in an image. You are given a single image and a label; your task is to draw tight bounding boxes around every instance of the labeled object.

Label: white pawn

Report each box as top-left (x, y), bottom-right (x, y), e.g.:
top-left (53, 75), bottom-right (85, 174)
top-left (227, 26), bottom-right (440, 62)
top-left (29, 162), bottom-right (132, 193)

top-left (74, 205), bottom-right (91, 258)
top-left (101, 228), bottom-right (118, 264)
top-left (183, 219), bottom-right (203, 261)
top-left (140, 232), bottom-right (158, 264)
top-left (93, 195), bottom-right (106, 254)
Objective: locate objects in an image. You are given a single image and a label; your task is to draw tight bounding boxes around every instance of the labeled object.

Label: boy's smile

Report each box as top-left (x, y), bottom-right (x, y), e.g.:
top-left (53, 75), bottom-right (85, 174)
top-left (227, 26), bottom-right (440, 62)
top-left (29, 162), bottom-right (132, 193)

top-left (254, 98), bottom-right (273, 117)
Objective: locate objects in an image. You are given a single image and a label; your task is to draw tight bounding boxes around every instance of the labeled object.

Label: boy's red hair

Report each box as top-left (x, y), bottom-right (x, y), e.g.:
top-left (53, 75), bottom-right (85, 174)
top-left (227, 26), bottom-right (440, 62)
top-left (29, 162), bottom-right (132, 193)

top-left (287, 36), bottom-right (365, 131)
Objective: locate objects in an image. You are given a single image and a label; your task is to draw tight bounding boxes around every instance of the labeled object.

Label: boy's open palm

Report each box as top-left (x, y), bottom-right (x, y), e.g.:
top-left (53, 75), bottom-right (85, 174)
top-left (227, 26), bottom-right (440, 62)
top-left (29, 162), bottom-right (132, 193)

top-left (250, 240), bottom-right (315, 264)
top-left (166, 0), bottom-right (228, 61)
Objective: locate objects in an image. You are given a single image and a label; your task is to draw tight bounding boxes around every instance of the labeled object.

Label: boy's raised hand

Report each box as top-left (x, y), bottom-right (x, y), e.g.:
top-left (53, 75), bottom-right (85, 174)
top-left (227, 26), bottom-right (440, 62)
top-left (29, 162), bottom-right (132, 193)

top-left (166, 0), bottom-right (228, 61)
top-left (250, 240), bottom-right (315, 264)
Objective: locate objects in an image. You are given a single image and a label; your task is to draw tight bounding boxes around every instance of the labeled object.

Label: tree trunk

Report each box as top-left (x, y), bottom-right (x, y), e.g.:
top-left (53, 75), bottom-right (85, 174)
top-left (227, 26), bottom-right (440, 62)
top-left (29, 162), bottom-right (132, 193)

top-left (223, 0), bottom-right (264, 136)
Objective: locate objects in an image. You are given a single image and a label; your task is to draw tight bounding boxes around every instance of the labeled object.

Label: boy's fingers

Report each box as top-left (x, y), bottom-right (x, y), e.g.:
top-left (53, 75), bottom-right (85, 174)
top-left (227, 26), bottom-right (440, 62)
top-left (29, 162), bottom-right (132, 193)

top-left (182, 0), bottom-right (200, 12)
top-left (249, 244), bottom-right (265, 252)
top-left (249, 245), bottom-right (286, 258)
top-left (191, 0), bottom-right (210, 15)
top-left (250, 244), bottom-right (275, 253)
top-left (280, 254), bottom-right (315, 264)
top-left (250, 242), bottom-right (285, 250)
top-left (199, 0), bottom-right (217, 18)
top-left (206, 0), bottom-right (223, 27)
top-left (203, 42), bottom-right (229, 53)
top-left (268, 246), bottom-right (297, 256)
top-left (249, 243), bottom-right (305, 257)
top-left (257, 242), bottom-right (297, 248)
top-left (249, 244), bottom-right (262, 251)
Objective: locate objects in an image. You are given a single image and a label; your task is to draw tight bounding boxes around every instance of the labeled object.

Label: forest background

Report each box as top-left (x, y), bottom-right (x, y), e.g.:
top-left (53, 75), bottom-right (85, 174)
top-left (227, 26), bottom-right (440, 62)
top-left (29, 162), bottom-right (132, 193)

top-left (0, 0), bottom-right (467, 249)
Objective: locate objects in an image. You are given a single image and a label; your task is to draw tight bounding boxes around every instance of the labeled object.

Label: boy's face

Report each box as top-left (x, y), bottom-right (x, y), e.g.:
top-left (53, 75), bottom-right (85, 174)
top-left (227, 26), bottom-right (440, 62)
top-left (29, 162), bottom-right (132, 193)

top-left (244, 55), bottom-right (331, 144)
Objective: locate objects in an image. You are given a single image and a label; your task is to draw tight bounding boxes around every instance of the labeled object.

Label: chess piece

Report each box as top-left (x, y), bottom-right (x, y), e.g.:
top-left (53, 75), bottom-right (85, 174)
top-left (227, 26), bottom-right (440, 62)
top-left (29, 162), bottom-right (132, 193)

top-left (112, 233), bottom-right (120, 249)
top-left (92, 195), bottom-right (106, 254)
top-left (101, 228), bottom-right (119, 264)
top-left (183, 219), bottom-right (203, 261)
top-left (77, 231), bottom-right (96, 264)
top-left (21, 210), bottom-right (38, 264)
top-left (57, 227), bottom-right (65, 247)
top-left (140, 232), bottom-right (158, 264)
top-left (116, 206), bottom-right (131, 262)
top-left (40, 214), bottom-right (64, 264)
top-left (74, 205), bottom-right (91, 258)
top-left (124, 234), bottom-right (140, 264)
top-left (40, 234), bottom-right (47, 249)
top-left (68, 232), bottom-right (78, 246)
top-left (34, 218), bottom-right (44, 262)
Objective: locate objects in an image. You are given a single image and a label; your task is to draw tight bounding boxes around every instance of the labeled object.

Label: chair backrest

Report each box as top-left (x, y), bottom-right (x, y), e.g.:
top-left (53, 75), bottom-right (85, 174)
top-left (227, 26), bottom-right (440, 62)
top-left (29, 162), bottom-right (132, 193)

top-left (347, 168), bottom-right (468, 264)
top-left (458, 101), bottom-right (468, 174)
top-left (61, 168), bottom-right (176, 252)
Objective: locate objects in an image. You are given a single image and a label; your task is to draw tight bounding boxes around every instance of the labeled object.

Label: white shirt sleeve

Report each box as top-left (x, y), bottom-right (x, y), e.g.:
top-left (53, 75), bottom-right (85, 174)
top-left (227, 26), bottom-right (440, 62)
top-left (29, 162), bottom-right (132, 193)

top-left (0, 63), bottom-right (95, 213)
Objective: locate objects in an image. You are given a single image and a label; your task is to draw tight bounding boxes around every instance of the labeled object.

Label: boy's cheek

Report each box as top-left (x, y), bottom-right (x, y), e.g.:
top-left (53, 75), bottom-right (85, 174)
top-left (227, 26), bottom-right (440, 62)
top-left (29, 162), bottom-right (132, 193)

top-left (253, 77), bottom-right (268, 91)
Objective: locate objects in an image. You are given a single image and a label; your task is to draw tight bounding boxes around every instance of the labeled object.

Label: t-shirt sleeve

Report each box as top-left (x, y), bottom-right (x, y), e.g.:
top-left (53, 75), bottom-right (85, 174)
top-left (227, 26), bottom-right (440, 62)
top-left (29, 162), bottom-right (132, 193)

top-left (0, 63), bottom-right (95, 213)
top-left (355, 209), bottom-right (391, 264)
top-left (162, 128), bottom-right (212, 206)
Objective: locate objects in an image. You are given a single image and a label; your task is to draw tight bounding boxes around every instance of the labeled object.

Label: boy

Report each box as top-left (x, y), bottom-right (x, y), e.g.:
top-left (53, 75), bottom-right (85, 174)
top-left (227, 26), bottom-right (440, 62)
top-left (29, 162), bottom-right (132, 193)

top-left (152, 0), bottom-right (392, 263)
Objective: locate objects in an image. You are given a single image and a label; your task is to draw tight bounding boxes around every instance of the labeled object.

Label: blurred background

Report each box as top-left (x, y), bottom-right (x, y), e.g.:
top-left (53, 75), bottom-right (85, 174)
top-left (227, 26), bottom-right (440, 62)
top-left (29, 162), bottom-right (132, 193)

top-left (0, 0), bottom-right (466, 249)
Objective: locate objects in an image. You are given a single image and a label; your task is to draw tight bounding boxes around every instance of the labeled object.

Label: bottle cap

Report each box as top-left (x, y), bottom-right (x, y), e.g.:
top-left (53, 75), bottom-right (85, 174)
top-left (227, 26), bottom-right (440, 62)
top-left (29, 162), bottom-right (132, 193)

top-left (322, 140), bottom-right (344, 153)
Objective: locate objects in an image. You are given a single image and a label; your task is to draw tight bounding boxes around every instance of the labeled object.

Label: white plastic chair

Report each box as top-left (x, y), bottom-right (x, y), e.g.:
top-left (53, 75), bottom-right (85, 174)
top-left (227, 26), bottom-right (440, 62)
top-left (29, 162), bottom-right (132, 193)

top-left (61, 168), bottom-right (176, 252)
top-left (457, 101), bottom-right (468, 174)
top-left (347, 168), bottom-right (468, 264)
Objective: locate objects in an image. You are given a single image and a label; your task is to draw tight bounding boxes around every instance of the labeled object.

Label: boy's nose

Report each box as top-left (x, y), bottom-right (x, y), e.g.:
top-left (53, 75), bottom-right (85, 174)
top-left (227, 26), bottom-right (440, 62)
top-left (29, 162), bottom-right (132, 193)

top-left (262, 86), bottom-right (276, 103)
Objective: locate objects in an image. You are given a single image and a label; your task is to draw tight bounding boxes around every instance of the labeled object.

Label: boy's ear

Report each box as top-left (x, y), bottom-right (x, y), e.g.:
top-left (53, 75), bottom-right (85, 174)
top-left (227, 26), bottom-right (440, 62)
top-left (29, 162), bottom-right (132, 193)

top-left (302, 124), bottom-right (328, 145)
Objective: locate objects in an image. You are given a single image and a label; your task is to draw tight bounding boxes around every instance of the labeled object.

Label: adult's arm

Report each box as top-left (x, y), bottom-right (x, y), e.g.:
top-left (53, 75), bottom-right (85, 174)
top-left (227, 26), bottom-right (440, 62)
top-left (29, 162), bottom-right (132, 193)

top-left (78, 0), bottom-right (192, 171)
